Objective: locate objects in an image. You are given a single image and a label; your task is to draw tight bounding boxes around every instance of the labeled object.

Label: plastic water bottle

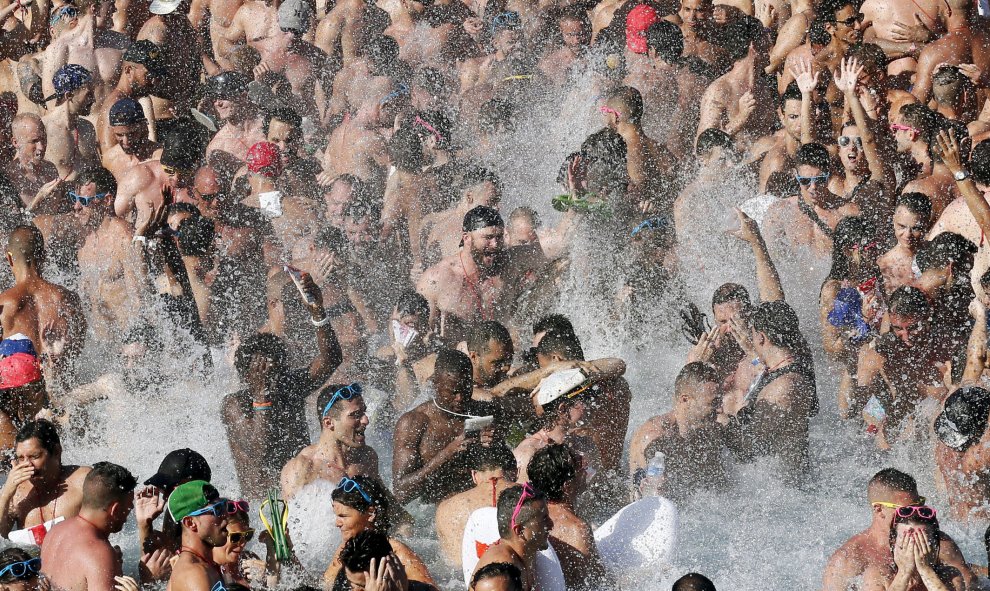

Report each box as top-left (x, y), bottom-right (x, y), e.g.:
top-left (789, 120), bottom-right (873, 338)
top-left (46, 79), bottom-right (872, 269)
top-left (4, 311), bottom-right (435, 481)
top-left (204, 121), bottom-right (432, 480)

top-left (639, 452), bottom-right (666, 498)
top-left (646, 452), bottom-right (666, 479)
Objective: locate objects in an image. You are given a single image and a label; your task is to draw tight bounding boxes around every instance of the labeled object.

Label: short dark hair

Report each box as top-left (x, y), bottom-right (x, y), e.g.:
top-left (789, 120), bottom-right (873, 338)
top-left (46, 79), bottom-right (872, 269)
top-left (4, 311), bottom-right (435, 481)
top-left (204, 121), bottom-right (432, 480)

top-left (795, 142), bottom-right (831, 171)
top-left (533, 314), bottom-right (574, 336)
top-left (339, 530), bottom-right (392, 574)
top-left (869, 468), bottom-right (918, 494)
top-left (234, 333), bottom-right (288, 378)
top-left (644, 20), bottom-right (683, 63)
top-left (460, 166), bottom-right (503, 196)
top-left (434, 348), bottom-right (473, 378)
top-left (388, 126), bottom-right (426, 172)
top-left (846, 43), bottom-right (888, 73)
top-left (468, 442), bottom-right (517, 473)
top-left (175, 213), bottom-right (215, 258)
top-left (262, 108), bottom-right (302, 136)
top-left (16, 419), bottom-right (60, 455)
top-left (915, 231), bottom-right (976, 277)
top-left (808, 17), bottom-right (831, 46)
top-left (344, 199), bottom-right (381, 224)
top-left (395, 290), bottom-right (429, 318)
top-left (673, 573), bottom-right (717, 591)
top-left (606, 86), bottom-right (645, 124)
top-left (0, 549), bottom-right (37, 584)
top-left (535, 329), bottom-right (584, 361)
top-left (751, 300), bottom-right (805, 351)
top-left (674, 362), bottom-right (720, 396)
top-left (895, 192), bottom-right (932, 223)
top-left (899, 103), bottom-right (939, 142)
top-left (527, 444), bottom-right (576, 503)
top-left (495, 485), bottom-right (545, 538)
top-left (696, 128), bottom-right (735, 158)
top-left (972, 141), bottom-right (990, 185)
top-left (315, 225), bottom-right (348, 255)
top-left (82, 462), bottom-right (138, 510)
top-left (317, 383), bottom-right (361, 420)
top-left (888, 286), bottom-right (931, 318)
top-left (467, 321), bottom-right (513, 354)
top-left (76, 167), bottom-right (117, 196)
top-left (819, 0), bottom-right (862, 22)
top-left (471, 562), bottom-right (524, 591)
top-left (711, 283), bottom-right (750, 308)
top-left (780, 81), bottom-right (803, 108)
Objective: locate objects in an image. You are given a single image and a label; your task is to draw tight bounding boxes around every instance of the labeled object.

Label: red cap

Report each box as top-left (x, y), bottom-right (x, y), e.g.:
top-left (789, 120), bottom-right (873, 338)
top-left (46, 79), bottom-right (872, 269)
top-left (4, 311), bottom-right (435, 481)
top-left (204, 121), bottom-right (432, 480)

top-left (0, 353), bottom-right (42, 389)
top-left (626, 4), bottom-right (658, 54)
top-left (246, 142), bottom-right (283, 178)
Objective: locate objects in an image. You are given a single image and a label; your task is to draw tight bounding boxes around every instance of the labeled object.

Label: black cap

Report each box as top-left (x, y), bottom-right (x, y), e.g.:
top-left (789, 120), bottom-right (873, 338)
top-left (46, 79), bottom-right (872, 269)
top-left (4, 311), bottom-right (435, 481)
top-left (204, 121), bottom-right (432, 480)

top-left (160, 119), bottom-right (207, 171)
top-left (145, 448), bottom-right (212, 491)
top-left (935, 386), bottom-right (990, 451)
top-left (205, 71), bottom-right (249, 100)
top-left (123, 40), bottom-right (167, 79)
top-left (462, 205), bottom-right (504, 232)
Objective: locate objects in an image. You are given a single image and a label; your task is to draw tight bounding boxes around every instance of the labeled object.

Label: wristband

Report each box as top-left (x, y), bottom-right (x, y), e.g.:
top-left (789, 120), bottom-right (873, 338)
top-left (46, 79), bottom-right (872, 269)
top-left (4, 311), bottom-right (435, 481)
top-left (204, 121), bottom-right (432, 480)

top-left (311, 314), bottom-right (331, 327)
top-left (252, 401), bottom-right (273, 411)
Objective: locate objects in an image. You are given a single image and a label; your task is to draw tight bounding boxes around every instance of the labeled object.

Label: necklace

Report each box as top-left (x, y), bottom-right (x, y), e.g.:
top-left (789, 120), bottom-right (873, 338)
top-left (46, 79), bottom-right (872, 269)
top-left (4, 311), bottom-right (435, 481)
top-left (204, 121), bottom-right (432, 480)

top-left (764, 355), bottom-right (794, 373)
top-left (38, 496), bottom-right (57, 524)
top-left (181, 546), bottom-right (217, 567)
top-left (432, 397), bottom-right (476, 419)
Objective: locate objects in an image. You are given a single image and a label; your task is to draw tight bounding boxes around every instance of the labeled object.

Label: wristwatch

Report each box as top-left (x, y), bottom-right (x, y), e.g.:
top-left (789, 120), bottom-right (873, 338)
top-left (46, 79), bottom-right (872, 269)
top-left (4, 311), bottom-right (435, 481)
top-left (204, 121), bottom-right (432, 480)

top-left (954, 170), bottom-right (971, 181)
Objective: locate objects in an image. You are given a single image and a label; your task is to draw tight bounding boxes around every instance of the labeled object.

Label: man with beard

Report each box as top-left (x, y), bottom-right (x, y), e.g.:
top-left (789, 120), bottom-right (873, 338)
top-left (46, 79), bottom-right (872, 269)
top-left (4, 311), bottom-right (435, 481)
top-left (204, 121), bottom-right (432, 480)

top-left (41, 64), bottom-right (100, 182)
top-left (64, 325), bottom-right (167, 411)
top-left (166, 481), bottom-right (230, 591)
top-left (3, 114), bottom-right (58, 213)
top-left (0, 420), bottom-right (91, 544)
top-left (96, 41), bottom-right (165, 153)
top-left (459, 11), bottom-right (529, 93)
top-left (40, 462), bottom-right (136, 591)
top-left (263, 109), bottom-right (320, 198)
top-left (280, 383), bottom-right (380, 499)
top-left (101, 98), bottom-right (162, 179)
top-left (465, 321), bottom-right (514, 410)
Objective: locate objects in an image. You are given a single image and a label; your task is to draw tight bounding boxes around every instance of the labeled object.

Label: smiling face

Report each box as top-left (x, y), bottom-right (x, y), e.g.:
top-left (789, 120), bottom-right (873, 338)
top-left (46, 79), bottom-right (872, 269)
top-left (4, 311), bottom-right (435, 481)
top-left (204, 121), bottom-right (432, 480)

top-left (464, 225), bottom-right (505, 272)
top-left (12, 118), bottom-right (46, 165)
top-left (327, 396), bottom-right (370, 448)
top-left (780, 99), bottom-right (801, 141)
top-left (892, 205), bottom-right (927, 250)
top-left (333, 501), bottom-right (374, 541)
top-left (216, 516), bottom-right (250, 565)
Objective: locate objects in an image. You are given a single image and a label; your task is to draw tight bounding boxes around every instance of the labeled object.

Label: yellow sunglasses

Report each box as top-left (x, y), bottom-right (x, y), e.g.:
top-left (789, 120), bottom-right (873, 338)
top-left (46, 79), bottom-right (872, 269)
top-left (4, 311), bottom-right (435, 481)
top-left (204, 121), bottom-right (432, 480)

top-left (872, 497), bottom-right (926, 509)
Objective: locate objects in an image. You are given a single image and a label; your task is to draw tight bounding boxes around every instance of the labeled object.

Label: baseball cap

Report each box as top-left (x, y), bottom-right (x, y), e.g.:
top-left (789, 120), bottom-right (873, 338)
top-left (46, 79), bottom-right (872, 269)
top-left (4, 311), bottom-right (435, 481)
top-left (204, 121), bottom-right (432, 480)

top-left (0, 353), bottom-right (42, 390)
top-left (160, 120), bottom-right (206, 171)
top-left (935, 386), bottom-right (990, 451)
top-left (0, 334), bottom-right (37, 358)
top-left (205, 71), bottom-right (249, 101)
top-left (145, 449), bottom-right (212, 491)
top-left (463, 205), bottom-right (504, 232)
top-left (246, 142), bottom-right (283, 177)
top-left (626, 4), bottom-right (658, 54)
top-left (278, 0), bottom-right (314, 33)
top-left (45, 63), bottom-right (92, 102)
top-left (167, 480), bottom-right (221, 521)
top-left (150, 0), bottom-right (182, 15)
top-left (109, 97), bottom-right (147, 126)
top-left (123, 40), bottom-right (167, 79)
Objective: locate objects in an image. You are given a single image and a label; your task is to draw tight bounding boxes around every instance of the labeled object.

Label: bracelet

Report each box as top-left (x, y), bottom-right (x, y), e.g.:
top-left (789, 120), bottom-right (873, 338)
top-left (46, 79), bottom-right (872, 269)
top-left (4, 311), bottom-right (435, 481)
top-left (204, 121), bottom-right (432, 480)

top-left (132, 235), bottom-right (147, 246)
top-left (311, 314), bottom-right (331, 327)
top-left (252, 401), bottom-right (273, 411)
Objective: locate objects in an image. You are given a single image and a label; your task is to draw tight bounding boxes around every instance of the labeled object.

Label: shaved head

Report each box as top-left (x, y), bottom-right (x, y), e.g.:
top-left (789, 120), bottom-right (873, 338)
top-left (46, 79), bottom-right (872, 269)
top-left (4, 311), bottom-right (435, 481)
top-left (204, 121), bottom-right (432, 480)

top-left (6, 225), bottom-right (44, 266)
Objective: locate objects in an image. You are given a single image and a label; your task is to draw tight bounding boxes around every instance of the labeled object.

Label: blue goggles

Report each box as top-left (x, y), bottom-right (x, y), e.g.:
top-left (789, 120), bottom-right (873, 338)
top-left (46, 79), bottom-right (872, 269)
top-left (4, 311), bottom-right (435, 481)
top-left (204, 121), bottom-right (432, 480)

top-left (69, 190), bottom-right (109, 206)
top-left (335, 477), bottom-right (372, 503)
top-left (321, 383), bottom-right (362, 417)
top-left (630, 217), bottom-right (670, 238)
top-left (491, 11), bottom-right (520, 32)
top-left (0, 558), bottom-right (40, 580)
top-left (795, 172), bottom-right (830, 187)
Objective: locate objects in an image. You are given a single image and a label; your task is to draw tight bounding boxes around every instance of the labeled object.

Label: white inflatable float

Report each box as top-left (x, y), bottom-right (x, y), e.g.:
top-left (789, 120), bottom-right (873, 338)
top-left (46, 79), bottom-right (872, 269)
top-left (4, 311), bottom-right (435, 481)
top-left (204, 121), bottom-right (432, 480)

top-left (286, 479), bottom-right (341, 574)
top-left (461, 507), bottom-right (566, 591)
top-left (593, 496), bottom-right (678, 576)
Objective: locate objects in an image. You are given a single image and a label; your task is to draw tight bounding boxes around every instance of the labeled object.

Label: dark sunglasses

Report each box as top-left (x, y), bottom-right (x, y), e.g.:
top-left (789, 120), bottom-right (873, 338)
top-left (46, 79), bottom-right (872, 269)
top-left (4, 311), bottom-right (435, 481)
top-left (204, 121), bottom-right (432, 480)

top-left (69, 190), bottom-right (109, 206)
top-left (838, 135), bottom-right (863, 148)
top-left (228, 529), bottom-right (255, 545)
top-left (836, 12), bottom-right (864, 25)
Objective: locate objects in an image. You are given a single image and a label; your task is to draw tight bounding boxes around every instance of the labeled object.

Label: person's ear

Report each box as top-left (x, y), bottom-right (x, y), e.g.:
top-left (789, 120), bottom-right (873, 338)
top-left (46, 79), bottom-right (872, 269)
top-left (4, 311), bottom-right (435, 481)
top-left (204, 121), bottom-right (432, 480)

top-left (322, 415), bottom-right (334, 431)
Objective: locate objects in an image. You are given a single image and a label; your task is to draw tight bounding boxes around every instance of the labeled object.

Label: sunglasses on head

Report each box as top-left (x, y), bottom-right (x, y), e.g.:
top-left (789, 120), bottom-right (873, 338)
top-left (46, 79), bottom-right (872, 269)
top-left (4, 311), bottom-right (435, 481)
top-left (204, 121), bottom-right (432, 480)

top-left (889, 123), bottom-right (920, 135)
top-left (162, 164), bottom-right (192, 177)
top-left (795, 172), bottom-right (830, 186)
top-left (69, 190), bottom-right (109, 206)
top-left (838, 135), bottom-right (863, 148)
top-left (228, 529), bottom-right (255, 545)
top-left (322, 383), bottom-right (362, 417)
top-left (335, 477), bottom-right (372, 503)
top-left (599, 105), bottom-right (622, 118)
top-left (510, 482), bottom-right (538, 531)
top-left (187, 498), bottom-right (229, 518)
top-left (836, 12), bottom-right (864, 25)
top-left (872, 496), bottom-right (926, 510)
top-left (896, 505), bottom-right (937, 519)
top-left (0, 558), bottom-right (40, 580)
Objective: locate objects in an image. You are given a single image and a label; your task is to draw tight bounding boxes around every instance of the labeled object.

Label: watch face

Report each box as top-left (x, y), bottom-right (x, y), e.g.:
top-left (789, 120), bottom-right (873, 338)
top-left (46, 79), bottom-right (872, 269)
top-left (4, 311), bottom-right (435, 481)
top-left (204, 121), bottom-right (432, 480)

top-left (956, 171), bottom-right (968, 180)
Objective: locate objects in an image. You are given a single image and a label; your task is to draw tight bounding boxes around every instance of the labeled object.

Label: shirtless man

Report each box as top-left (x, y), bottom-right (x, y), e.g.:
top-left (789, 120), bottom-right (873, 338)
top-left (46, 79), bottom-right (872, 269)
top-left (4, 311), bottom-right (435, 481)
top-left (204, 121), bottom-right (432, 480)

top-left (203, 72), bottom-right (266, 175)
top-left (101, 97), bottom-right (162, 179)
top-left (188, 0), bottom-right (245, 70)
top-left (877, 192), bottom-right (932, 294)
top-left (280, 382), bottom-right (380, 499)
top-left (392, 348), bottom-right (476, 504)
top-left (0, 226), bottom-right (86, 385)
top-left (748, 82), bottom-right (804, 192)
top-left (435, 444), bottom-right (516, 567)
top-left (762, 142), bottom-right (861, 258)
top-left (223, 0), bottom-right (290, 71)
top-left (465, 321), bottom-right (514, 410)
top-left (678, 0), bottom-right (728, 73)
top-left (166, 481), bottom-right (230, 591)
top-left (777, 0), bottom-right (864, 94)
top-left (321, 77), bottom-right (394, 192)
top-left (40, 462), bottom-right (136, 591)
top-left (931, 66), bottom-right (979, 125)
top-left (0, 420), bottom-right (91, 544)
top-left (41, 64), bottom-right (99, 181)
top-left (527, 444), bottom-right (608, 591)
top-left (861, 0), bottom-right (941, 81)
top-left (3, 114), bottom-right (58, 212)
top-left (95, 40), bottom-right (165, 153)
top-left (901, 111), bottom-right (965, 217)
top-left (473, 484), bottom-right (554, 591)
top-left (933, 386), bottom-right (990, 522)
top-left (911, 0), bottom-right (990, 105)
top-left (459, 12), bottom-right (527, 94)
top-left (536, 8), bottom-right (591, 86)
top-left (628, 362), bottom-right (728, 502)
top-left (822, 468), bottom-right (974, 591)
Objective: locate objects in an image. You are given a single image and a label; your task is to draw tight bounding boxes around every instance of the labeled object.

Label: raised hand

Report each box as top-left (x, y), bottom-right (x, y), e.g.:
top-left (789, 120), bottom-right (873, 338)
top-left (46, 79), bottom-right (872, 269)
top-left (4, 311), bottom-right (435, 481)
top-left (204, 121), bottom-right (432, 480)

top-left (790, 59), bottom-right (819, 95)
top-left (134, 486), bottom-right (165, 524)
top-left (936, 128), bottom-right (965, 175)
top-left (833, 57), bottom-right (864, 94)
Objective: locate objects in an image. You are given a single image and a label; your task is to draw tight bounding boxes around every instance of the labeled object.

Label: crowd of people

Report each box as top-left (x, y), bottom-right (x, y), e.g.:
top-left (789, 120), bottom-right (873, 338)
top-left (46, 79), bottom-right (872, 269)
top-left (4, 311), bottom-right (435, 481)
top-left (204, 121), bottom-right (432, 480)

top-left (1, 0), bottom-right (990, 586)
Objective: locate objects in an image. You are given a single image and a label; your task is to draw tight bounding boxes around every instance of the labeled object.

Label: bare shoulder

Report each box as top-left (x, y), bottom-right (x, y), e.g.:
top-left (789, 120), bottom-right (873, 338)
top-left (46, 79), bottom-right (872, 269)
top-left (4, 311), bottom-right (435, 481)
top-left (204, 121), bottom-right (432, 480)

top-left (66, 464), bottom-right (92, 486)
top-left (632, 415), bottom-right (669, 444)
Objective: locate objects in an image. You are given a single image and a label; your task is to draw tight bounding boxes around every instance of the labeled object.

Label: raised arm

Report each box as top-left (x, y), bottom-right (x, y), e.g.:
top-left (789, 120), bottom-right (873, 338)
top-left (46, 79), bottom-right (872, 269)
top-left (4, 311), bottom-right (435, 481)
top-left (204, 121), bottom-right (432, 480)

top-left (837, 57), bottom-right (896, 195)
top-left (938, 128), bottom-right (990, 236)
top-left (790, 58), bottom-right (818, 145)
top-left (962, 299), bottom-right (987, 385)
top-left (731, 208), bottom-right (784, 302)
top-left (295, 274), bottom-right (343, 384)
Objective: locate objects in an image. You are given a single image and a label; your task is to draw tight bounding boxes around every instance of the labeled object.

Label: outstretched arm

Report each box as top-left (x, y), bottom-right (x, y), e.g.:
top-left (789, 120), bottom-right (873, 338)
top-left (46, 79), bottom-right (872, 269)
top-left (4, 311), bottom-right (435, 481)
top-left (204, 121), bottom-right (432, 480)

top-left (938, 129), bottom-right (990, 237)
top-left (837, 57), bottom-right (896, 196)
top-left (731, 208), bottom-right (784, 302)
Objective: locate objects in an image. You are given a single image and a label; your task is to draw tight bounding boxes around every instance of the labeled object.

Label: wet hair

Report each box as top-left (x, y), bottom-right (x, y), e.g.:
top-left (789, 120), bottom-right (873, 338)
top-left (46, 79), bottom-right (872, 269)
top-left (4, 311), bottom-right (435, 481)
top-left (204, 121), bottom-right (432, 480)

top-left (388, 126), bottom-right (426, 173)
top-left (644, 20), bottom-right (683, 63)
top-left (175, 212), bottom-right (216, 258)
top-left (463, 205), bottom-right (505, 232)
top-left (527, 444), bottom-right (576, 503)
top-left (6, 225), bottom-right (44, 265)
top-left (234, 333), bottom-right (289, 378)
top-left (536, 329), bottom-right (585, 361)
top-left (0, 549), bottom-right (37, 584)
top-left (460, 166), bottom-right (503, 196)
top-left (509, 206), bottom-right (540, 228)
top-left (895, 192), bottom-right (932, 224)
top-left (395, 290), bottom-right (429, 318)
top-left (795, 143), bottom-right (831, 171)
top-left (915, 231), bottom-right (976, 277)
top-left (711, 283), bottom-right (751, 308)
top-left (808, 17), bottom-right (831, 46)
top-left (780, 81), bottom-right (803, 109)
top-left (468, 442), bottom-right (517, 473)
top-left (899, 103), bottom-right (939, 142)
top-left (471, 562), bottom-right (524, 591)
top-left (339, 530), bottom-right (392, 574)
top-left (674, 362), bottom-right (720, 396)
top-left (495, 484), bottom-right (546, 537)
top-left (580, 128), bottom-right (629, 193)
top-left (846, 43), bottom-right (888, 73)
top-left (819, 0), bottom-right (863, 22)
top-left (434, 348), bottom-right (473, 379)
top-left (887, 286), bottom-right (932, 318)
top-left (889, 513), bottom-right (940, 552)
top-left (15, 419), bottom-right (60, 455)
top-left (331, 474), bottom-right (386, 515)
top-left (711, 15), bottom-right (764, 61)
top-left (750, 300), bottom-right (807, 353)
top-left (363, 36), bottom-right (400, 76)
top-left (672, 573), bottom-right (718, 591)
top-left (827, 216), bottom-right (877, 281)
top-left (534, 314), bottom-right (574, 337)
top-left (413, 67), bottom-right (448, 98)
top-left (317, 383), bottom-right (361, 420)
top-left (607, 86), bottom-right (644, 125)
top-left (262, 108), bottom-right (302, 136)
top-left (972, 141), bottom-right (990, 185)
top-left (343, 199), bottom-right (381, 224)
top-left (933, 64), bottom-right (963, 87)
top-left (696, 128), bottom-right (735, 159)
top-left (82, 462), bottom-right (137, 510)
top-left (76, 166), bottom-right (117, 196)
top-left (869, 468), bottom-right (919, 495)
top-left (467, 321), bottom-right (513, 354)
top-left (315, 225), bottom-right (349, 256)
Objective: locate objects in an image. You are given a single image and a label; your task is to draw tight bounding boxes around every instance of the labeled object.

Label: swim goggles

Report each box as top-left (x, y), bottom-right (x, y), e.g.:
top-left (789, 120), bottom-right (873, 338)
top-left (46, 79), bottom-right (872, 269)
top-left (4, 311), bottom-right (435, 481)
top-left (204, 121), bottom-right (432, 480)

top-left (0, 558), bottom-right (40, 580)
top-left (895, 505), bottom-right (937, 520)
top-left (335, 477), bottom-right (372, 503)
top-left (795, 172), bottom-right (830, 186)
top-left (69, 190), bottom-right (109, 206)
top-left (227, 529), bottom-right (255, 545)
top-left (321, 383), bottom-right (363, 417)
top-left (551, 193), bottom-right (611, 215)
top-left (510, 482), bottom-right (538, 531)
top-left (871, 496), bottom-right (925, 510)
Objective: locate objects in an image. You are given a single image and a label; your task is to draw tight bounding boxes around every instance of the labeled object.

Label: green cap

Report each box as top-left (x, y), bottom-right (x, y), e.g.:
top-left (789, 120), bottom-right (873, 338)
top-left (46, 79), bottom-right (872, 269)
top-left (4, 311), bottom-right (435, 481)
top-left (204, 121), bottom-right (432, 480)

top-left (167, 480), bottom-right (219, 521)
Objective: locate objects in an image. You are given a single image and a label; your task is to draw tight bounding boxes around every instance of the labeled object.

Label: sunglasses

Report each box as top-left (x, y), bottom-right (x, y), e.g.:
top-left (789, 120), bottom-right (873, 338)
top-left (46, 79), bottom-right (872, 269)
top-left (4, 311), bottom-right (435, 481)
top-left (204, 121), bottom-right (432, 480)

top-left (599, 105), bottom-right (622, 118)
top-left (69, 190), bottom-right (109, 206)
top-left (414, 116), bottom-right (443, 144)
top-left (379, 83), bottom-right (410, 106)
top-left (322, 383), bottom-right (362, 417)
top-left (162, 164), bottom-right (193, 177)
top-left (889, 123), bottom-right (920, 135)
top-left (872, 497), bottom-right (926, 510)
top-left (228, 529), bottom-right (255, 545)
top-left (335, 477), bottom-right (372, 503)
top-left (187, 498), bottom-right (229, 518)
top-left (226, 499), bottom-right (249, 514)
top-left (510, 482), bottom-right (538, 531)
top-left (0, 558), bottom-right (40, 580)
top-left (198, 192), bottom-right (218, 202)
top-left (896, 505), bottom-right (937, 519)
top-left (838, 135), bottom-right (863, 148)
top-left (491, 11), bottom-right (521, 31)
top-left (795, 172), bottom-right (830, 186)
top-left (836, 12), bottom-right (864, 25)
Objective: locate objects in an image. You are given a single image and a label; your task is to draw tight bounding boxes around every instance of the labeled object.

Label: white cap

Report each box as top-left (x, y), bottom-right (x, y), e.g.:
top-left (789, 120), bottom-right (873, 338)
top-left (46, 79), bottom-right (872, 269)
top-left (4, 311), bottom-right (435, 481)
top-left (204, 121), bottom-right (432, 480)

top-left (149, 0), bottom-right (182, 15)
top-left (534, 368), bottom-right (588, 407)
